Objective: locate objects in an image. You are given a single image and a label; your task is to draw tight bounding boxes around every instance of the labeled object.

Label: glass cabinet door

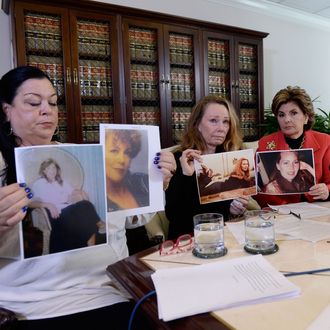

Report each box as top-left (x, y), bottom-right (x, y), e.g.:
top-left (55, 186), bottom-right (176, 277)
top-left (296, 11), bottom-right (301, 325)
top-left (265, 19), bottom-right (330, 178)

top-left (204, 37), bottom-right (232, 100)
top-left (127, 25), bottom-right (161, 127)
top-left (22, 10), bottom-right (69, 142)
top-left (73, 16), bottom-right (115, 143)
top-left (203, 32), bottom-right (263, 142)
top-left (15, 3), bottom-right (118, 144)
top-left (166, 30), bottom-right (199, 144)
top-left (237, 41), bottom-right (260, 141)
top-left (123, 20), bottom-right (201, 147)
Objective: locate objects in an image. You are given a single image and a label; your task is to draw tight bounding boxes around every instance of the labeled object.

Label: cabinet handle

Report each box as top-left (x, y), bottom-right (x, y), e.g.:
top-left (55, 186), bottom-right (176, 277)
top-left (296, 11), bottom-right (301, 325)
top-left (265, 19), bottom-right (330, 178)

top-left (73, 68), bottom-right (78, 85)
top-left (165, 75), bottom-right (170, 90)
top-left (66, 67), bottom-right (71, 84)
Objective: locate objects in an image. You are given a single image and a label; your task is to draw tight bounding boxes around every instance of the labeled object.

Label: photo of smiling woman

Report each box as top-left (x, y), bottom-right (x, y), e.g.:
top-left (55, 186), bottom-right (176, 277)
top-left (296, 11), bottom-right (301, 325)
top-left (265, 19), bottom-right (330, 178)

top-left (105, 129), bottom-right (149, 212)
top-left (258, 149), bottom-right (315, 195)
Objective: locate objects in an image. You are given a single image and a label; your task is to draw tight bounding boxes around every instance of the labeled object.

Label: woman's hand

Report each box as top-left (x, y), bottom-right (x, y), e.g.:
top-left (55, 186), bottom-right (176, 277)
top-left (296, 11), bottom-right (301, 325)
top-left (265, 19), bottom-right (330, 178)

top-left (0, 183), bottom-right (31, 233)
top-left (229, 196), bottom-right (249, 216)
top-left (308, 183), bottom-right (329, 200)
top-left (154, 151), bottom-right (177, 189)
top-left (179, 149), bottom-right (202, 176)
top-left (44, 203), bottom-right (60, 219)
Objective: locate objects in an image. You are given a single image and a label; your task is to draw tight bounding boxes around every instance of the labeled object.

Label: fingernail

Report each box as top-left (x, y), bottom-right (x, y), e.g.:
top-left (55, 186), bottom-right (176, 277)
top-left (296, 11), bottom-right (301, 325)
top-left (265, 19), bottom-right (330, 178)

top-left (154, 157), bottom-right (160, 161)
top-left (27, 192), bottom-right (33, 199)
top-left (25, 187), bottom-right (31, 193)
top-left (156, 152), bottom-right (161, 156)
top-left (153, 160), bottom-right (159, 165)
top-left (22, 206), bottom-right (28, 213)
top-left (19, 183), bottom-right (26, 187)
top-left (157, 165), bottom-right (161, 169)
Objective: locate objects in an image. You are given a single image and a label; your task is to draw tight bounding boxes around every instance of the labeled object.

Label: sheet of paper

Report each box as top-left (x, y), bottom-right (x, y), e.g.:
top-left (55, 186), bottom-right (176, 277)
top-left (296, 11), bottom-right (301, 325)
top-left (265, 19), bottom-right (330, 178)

top-left (226, 222), bottom-right (246, 245)
top-left (151, 254), bottom-right (300, 322)
top-left (275, 218), bottom-right (330, 242)
top-left (269, 202), bottom-right (330, 220)
top-left (307, 304), bottom-right (330, 330)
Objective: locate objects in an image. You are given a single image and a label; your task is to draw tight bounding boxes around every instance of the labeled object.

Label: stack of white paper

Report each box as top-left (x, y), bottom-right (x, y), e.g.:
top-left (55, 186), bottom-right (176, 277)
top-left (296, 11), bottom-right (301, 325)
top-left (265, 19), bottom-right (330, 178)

top-left (151, 254), bottom-right (300, 321)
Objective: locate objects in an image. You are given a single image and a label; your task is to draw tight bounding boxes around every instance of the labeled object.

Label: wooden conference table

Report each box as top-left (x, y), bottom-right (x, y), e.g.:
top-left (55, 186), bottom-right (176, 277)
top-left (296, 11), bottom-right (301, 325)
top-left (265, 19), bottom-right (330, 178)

top-left (107, 202), bottom-right (330, 330)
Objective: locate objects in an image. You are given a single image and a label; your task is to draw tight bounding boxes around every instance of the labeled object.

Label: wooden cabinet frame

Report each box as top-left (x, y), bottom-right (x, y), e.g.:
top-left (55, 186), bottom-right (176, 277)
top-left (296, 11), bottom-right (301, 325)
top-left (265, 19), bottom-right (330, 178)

top-left (11, 0), bottom-right (268, 146)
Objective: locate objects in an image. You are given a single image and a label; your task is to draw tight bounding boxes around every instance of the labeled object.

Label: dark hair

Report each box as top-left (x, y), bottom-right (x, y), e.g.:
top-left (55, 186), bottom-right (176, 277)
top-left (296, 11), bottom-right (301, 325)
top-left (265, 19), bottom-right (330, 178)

top-left (0, 66), bottom-right (53, 184)
top-left (271, 86), bottom-right (315, 130)
top-left (106, 129), bottom-right (142, 159)
top-left (270, 150), bottom-right (300, 181)
top-left (179, 95), bottom-right (242, 153)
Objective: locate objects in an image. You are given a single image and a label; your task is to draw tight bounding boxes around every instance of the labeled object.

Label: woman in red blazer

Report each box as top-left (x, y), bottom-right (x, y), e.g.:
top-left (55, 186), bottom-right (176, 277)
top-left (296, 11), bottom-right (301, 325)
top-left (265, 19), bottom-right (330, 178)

top-left (255, 86), bottom-right (330, 208)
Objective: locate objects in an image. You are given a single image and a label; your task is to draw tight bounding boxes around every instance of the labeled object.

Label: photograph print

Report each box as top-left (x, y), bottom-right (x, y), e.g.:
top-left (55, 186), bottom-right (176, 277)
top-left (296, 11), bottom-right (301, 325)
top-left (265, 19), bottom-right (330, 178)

top-left (195, 149), bottom-right (257, 204)
top-left (100, 123), bottom-right (164, 217)
top-left (256, 148), bottom-right (315, 195)
top-left (15, 144), bottom-right (107, 260)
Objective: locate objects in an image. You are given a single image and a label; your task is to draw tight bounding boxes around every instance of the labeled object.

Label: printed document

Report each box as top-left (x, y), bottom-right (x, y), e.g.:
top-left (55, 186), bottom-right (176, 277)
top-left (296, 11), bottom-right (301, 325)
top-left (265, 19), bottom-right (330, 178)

top-left (151, 254), bottom-right (300, 321)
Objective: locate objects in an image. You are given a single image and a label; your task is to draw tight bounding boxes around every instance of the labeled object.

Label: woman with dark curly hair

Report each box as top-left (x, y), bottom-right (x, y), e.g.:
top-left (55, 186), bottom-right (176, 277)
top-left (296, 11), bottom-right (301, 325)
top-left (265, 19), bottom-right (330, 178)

top-left (105, 129), bottom-right (149, 211)
top-left (256, 86), bottom-right (330, 207)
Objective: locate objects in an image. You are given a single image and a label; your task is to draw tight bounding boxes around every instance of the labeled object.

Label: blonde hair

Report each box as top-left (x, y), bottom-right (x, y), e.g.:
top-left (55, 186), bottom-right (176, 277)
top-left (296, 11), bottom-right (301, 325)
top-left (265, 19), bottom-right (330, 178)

top-left (179, 95), bottom-right (242, 152)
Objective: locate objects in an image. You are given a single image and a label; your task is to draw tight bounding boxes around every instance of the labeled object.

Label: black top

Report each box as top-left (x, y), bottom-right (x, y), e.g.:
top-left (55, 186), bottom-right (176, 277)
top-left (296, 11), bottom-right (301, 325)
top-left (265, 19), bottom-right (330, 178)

top-left (201, 175), bottom-right (255, 196)
top-left (284, 132), bottom-right (304, 150)
top-left (107, 172), bottom-right (149, 212)
top-left (165, 149), bottom-right (231, 240)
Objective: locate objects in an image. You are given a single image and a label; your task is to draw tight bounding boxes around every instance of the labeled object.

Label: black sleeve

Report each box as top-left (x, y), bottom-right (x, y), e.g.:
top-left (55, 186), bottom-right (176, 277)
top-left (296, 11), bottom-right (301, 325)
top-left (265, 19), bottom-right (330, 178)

top-left (165, 151), bottom-right (232, 240)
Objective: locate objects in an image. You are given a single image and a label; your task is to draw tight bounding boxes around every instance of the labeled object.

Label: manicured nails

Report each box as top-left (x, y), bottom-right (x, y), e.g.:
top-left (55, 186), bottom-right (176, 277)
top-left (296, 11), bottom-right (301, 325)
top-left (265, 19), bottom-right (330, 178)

top-left (157, 165), bottom-right (161, 169)
top-left (156, 152), bottom-right (161, 156)
top-left (20, 183), bottom-right (33, 198)
top-left (22, 206), bottom-right (28, 213)
top-left (153, 160), bottom-right (159, 165)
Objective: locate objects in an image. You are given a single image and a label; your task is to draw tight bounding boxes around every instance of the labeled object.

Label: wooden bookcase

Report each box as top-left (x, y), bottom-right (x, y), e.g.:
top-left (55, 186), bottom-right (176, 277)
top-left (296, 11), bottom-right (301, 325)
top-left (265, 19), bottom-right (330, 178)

top-left (12, 0), bottom-right (268, 146)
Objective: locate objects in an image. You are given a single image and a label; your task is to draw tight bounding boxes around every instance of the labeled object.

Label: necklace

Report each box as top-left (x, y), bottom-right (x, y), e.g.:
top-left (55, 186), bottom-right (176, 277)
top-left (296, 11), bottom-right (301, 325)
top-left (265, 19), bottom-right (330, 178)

top-left (298, 134), bottom-right (305, 149)
top-left (285, 133), bottom-right (305, 150)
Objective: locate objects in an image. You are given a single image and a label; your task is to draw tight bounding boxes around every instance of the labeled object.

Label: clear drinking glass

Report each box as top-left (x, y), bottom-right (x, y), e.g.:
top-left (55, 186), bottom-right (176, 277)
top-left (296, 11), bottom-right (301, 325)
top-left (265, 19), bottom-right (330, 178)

top-left (193, 213), bottom-right (227, 259)
top-left (244, 209), bottom-right (278, 255)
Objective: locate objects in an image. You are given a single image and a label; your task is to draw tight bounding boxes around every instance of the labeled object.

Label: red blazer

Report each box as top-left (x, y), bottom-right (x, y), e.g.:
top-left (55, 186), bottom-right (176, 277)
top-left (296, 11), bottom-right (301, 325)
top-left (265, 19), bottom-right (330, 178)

top-left (255, 130), bottom-right (330, 207)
